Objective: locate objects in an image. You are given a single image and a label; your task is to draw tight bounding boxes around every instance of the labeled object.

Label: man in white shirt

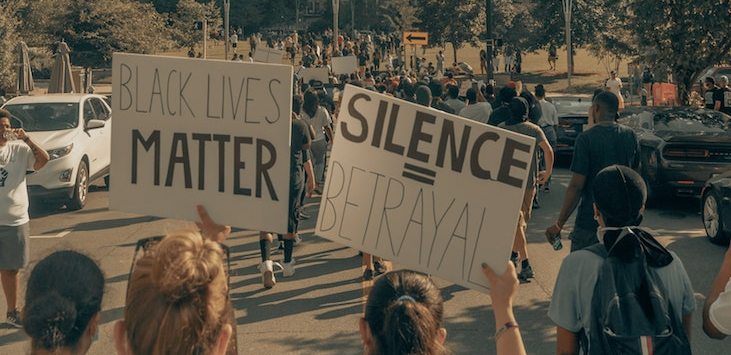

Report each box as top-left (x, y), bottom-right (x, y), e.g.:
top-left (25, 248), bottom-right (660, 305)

top-left (444, 84), bottom-right (466, 113)
top-left (0, 110), bottom-right (49, 327)
top-left (459, 87), bottom-right (492, 124)
top-left (535, 85), bottom-right (558, 190)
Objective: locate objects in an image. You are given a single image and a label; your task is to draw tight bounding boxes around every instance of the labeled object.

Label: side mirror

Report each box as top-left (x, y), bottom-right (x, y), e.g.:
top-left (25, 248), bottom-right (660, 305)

top-left (86, 119), bottom-right (105, 130)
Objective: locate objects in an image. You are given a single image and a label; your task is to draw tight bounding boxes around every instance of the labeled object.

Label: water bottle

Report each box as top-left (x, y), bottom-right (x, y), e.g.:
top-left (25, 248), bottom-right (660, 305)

top-left (549, 232), bottom-right (563, 251)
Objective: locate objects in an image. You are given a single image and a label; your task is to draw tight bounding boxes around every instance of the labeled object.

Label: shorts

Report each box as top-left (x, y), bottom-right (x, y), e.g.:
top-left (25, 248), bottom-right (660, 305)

top-left (569, 225), bottom-right (599, 252)
top-left (518, 187), bottom-right (536, 229)
top-left (0, 223), bottom-right (30, 270)
top-left (288, 179), bottom-right (305, 234)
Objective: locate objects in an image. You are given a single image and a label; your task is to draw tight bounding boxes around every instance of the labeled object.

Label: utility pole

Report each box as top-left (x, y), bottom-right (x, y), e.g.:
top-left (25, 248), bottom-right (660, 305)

top-left (563, 0), bottom-right (573, 87)
top-left (485, 0), bottom-right (494, 81)
top-left (333, 0), bottom-right (340, 55)
top-left (350, 0), bottom-right (355, 34)
top-left (224, 0), bottom-right (230, 61)
top-left (203, 19), bottom-right (208, 59)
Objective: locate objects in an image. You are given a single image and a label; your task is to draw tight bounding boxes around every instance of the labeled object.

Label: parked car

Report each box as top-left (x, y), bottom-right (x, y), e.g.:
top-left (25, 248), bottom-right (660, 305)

top-left (1, 94), bottom-right (112, 210)
top-left (618, 107), bottom-right (731, 200)
top-left (550, 96), bottom-right (592, 156)
top-left (702, 170), bottom-right (731, 245)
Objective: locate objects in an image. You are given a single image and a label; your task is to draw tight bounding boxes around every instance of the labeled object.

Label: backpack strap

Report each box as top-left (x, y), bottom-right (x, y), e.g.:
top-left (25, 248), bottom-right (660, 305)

top-left (584, 243), bottom-right (608, 259)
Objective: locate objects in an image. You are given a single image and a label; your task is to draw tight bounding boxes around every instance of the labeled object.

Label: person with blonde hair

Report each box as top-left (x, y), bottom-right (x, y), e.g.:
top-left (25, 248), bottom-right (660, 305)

top-left (114, 207), bottom-right (234, 355)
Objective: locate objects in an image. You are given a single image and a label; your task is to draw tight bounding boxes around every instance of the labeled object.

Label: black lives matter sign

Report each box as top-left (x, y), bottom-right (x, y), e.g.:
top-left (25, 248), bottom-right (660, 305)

top-left (111, 53), bottom-right (292, 234)
top-left (315, 85), bottom-right (535, 292)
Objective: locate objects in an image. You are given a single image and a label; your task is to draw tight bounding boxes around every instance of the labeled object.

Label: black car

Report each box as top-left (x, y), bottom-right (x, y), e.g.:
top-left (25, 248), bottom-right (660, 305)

top-left (551, 96), bottom-right (592, 155)
top-left (618, 107), bottom-right (731, 200)
top-left (702, 170), bottom-right (731, 245)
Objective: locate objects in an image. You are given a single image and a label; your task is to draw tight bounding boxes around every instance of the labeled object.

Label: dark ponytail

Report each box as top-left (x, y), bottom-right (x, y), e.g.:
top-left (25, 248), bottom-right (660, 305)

top-left (365, 270), bottom-right (446, 355)
top-left (23, 251), bottom-right (104, 352)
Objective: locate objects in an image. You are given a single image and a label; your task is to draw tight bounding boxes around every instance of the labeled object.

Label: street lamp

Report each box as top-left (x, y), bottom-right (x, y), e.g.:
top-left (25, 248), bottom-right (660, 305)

top-left (332, 0), bottom-right (340, 55)
top-left (224, 0), bottom-right (230, 60)
top-left (563, 0), bottom-right (573, 87)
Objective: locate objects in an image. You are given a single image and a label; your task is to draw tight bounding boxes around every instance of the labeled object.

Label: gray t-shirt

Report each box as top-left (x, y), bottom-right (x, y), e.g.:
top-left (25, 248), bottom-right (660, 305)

top-left (502, 121), bottom-right (546, 188)
top-left (570, 123), bottom-right (640, 231)
top-left (548, 250), bottom-right (696, 344)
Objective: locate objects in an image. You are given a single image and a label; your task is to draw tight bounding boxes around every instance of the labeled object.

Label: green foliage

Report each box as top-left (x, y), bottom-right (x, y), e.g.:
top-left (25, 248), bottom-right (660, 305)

top-left (626, 0), bottom-right (731, 103)
top-left (168, 0), bottom-right (223, 48)
top-left (56, 0), bottom-right (173, 68)
top-left (0, 2), bottom-right (20, 92)
top-left (420, 0), bottom-right (484, 61)
top-left (379, 0), bottom-right (419, 32)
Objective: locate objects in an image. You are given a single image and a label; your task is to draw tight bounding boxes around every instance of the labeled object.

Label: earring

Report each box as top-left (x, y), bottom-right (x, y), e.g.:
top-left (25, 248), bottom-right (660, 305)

top-left (594, 215), bottom-right (599, 221)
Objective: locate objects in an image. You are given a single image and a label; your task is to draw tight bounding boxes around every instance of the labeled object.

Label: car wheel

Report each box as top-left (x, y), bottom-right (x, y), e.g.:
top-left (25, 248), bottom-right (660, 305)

top-left (703, 191), bottom-right (730, 245)
top-left (68, 160), bottom-right (89, 211)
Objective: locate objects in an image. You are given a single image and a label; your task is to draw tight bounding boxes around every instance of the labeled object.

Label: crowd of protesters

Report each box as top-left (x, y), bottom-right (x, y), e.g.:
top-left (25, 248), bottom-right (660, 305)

top-left (5, 28), bottom-right (731, 355)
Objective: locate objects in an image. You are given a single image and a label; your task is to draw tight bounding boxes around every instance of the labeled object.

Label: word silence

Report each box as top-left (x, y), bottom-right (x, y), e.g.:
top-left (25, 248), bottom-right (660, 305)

top-left (111, 53), bottom-right (293, 234)
top-left (316, 85), bottom-right (535, 292)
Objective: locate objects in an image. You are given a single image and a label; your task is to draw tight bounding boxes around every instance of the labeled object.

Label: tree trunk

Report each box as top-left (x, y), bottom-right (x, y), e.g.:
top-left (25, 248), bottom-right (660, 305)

top-left (675, 69), bottom-right (694, 106)
top-left (452, 44), bottom-right (458, 64)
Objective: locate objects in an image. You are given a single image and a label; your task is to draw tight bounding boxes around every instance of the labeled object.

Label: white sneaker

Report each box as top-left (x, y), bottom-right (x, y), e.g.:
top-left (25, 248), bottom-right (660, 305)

top-left (282, 258), bottom-right (296, 277)
top-left (259, 260), bottom-right (281, 289)
top-left (294, 235), bottom-right (302, 245)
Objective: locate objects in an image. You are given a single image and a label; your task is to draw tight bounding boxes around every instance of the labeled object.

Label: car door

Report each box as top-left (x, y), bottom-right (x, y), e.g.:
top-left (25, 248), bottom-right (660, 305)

top-left (90, 97), bottom-right (112, 174)
top-left (81, 98), bottom-right (103, 177)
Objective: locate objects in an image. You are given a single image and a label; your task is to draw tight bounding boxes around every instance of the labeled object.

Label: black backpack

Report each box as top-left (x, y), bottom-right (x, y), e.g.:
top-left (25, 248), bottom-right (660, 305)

top-left (583, 243), bottom-right (691, 355)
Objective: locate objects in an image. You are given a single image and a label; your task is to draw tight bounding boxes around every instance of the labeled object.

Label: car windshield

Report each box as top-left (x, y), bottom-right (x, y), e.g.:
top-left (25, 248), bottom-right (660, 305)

top-left (3, 103), bottom-right (79, 132)
top-left (552, 99), bottom-right (592, 116)
top-left (620, 109), bottom-right (731, 133)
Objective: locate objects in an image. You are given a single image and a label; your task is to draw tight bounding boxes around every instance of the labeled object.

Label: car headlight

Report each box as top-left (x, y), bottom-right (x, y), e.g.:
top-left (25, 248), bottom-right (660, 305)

top-left (47, 144), bottom-right (73, 160)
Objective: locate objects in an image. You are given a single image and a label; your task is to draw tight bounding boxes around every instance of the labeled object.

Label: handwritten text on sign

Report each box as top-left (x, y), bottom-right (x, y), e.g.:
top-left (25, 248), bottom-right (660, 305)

top-left (111, 54), bottom-right (293, 233)
top-left (315, 85), bottom-right (535, 292)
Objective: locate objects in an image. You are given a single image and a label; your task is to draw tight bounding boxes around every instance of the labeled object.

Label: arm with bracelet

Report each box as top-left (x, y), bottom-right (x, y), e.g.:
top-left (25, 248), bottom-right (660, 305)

top-left (483, 262), bottom-right (527, 355)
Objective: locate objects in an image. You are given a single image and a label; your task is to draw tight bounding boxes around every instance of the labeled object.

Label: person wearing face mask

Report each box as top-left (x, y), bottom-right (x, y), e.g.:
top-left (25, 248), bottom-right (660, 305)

top-left (549, 166), bottom-right (695, 354)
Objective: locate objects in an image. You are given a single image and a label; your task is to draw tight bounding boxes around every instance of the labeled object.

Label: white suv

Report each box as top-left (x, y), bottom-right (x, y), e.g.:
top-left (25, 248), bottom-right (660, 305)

top-left (2, 94), bottom-right (112, 210)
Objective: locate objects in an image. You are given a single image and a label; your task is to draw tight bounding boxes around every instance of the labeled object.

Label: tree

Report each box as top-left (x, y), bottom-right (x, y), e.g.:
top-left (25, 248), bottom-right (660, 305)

top-left (51, 0), bottom-right (172, 68)
top-left (420, 0), bottom-right (484, 62)
top-left (0, 1), bottom-right (20, 92)
top-left (627, 0), bottom-right (731, 103)
top-left (379, 0), bottom-right (419, 33)
top-left (169, 0), bottom-right (223, 48)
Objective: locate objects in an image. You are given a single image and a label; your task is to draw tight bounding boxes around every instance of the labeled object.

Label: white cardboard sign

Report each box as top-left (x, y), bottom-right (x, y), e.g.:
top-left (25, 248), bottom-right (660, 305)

top-left (300, 67), bottom-right (329, 84)
top-left (253, 47), bottom-right (287, 64)
top-left (316, 85), bottom-right (535, 292)
top-left (111, 54), bottom-right (293, 234)
top-left (331, 56), bottom-right (358, 75)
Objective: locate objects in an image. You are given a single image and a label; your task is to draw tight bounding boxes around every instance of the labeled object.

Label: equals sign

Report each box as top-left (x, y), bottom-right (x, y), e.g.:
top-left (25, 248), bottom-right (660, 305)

top-left (402, 163), bottom-right (437, 186)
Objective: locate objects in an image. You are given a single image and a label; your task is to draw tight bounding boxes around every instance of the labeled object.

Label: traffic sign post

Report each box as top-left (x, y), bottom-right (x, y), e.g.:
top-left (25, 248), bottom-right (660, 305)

top-left (403, 31), bottom-right (429, 46)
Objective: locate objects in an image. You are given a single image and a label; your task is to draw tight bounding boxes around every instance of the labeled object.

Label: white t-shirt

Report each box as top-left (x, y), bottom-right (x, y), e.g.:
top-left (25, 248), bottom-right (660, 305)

top-left (459, 103), bottom-right (493, 124)
top-left (303, 106), bottom-right (332, 142)
top-left (538, 99), bottom-right (559, 127)
top-left (0, 143), bottom-right (35, 226)
top-left (709, 277), bottom-right (731, 335)
top-left (606, 78), bottom-right (623, 98)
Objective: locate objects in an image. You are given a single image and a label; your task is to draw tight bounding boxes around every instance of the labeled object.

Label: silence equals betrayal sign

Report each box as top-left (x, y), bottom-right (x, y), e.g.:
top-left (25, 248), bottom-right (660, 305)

top-left (315, 85), bottom-right (535, 292)
top-left (110, 53), bottom-right (293, 234)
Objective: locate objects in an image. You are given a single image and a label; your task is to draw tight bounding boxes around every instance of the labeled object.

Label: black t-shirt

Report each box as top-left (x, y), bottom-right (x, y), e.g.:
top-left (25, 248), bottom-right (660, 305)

top-left (291, 118), bottom-right (311, 183)
top-left (570, 123), bottom-right (640, 231)
top-left (716, 87), bottom-right (731, 115)
top-left (521, 90), bottom-right (542, 124)
top-left (706, 87), bottom-right (721, 109)
top-left (488, 104), bottom-right (512, 126)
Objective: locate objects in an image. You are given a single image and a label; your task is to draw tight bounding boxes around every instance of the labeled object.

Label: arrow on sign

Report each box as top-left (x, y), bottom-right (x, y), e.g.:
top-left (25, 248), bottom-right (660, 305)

top-left (407, 34), bottom-right (427, 42)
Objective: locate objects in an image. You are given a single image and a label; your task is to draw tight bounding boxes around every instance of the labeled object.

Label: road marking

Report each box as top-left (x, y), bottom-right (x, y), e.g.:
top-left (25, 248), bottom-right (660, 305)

top-left (30, 230), bottom-right (72, 239)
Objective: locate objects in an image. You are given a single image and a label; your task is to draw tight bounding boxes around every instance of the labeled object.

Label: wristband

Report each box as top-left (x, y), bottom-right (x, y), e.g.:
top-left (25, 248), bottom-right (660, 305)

top-left (495, 321), bottom-right (519, 340)
top-left (22, 136), bottom-right (30, 143)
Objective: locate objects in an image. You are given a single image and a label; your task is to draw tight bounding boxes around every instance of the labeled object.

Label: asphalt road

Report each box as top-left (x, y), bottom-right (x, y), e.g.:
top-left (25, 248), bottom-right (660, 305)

top-left (1, 166), bottom-right (729, 354)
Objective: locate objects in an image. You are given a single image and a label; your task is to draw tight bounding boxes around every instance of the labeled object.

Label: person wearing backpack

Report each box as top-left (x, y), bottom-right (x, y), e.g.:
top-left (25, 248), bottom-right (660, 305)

top-left (549, 165), bottom-right (695, 354)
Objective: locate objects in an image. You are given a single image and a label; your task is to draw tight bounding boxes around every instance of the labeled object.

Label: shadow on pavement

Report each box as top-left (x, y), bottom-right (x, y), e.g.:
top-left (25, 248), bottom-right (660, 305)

top-left (45, 216), bottom-right (162, 234)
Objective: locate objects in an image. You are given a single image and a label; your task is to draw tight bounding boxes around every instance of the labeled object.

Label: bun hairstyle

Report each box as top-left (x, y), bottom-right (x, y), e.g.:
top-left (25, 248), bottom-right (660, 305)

top-left (365, 270), bottom-right (446, 355)
top-left (124, 231), bottom-right (229, 355)
top-left (23, 251), bottom-right (104, 352)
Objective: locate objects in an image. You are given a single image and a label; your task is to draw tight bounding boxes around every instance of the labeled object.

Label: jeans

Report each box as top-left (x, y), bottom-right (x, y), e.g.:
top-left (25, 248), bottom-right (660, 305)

top-left (311, 139), bottom-right (328, 185)
top-left (540, 125), bottom-right (558, 186)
